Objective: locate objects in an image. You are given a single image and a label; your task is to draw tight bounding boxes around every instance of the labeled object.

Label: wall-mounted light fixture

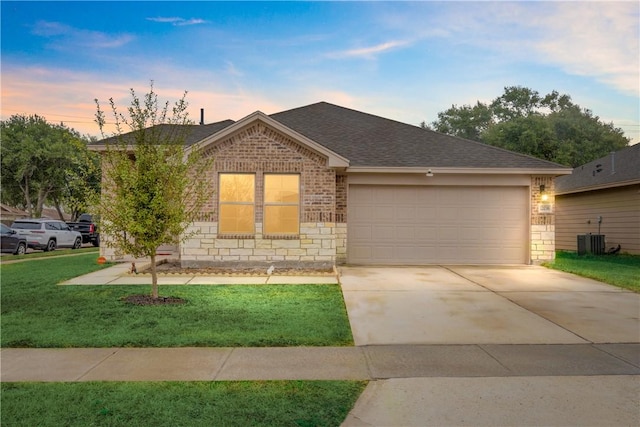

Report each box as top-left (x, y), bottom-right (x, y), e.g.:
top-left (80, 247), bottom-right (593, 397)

top-left (426, 169), bottom-right (434, 177)
top-left (540, 184), bottom-right (549, 202)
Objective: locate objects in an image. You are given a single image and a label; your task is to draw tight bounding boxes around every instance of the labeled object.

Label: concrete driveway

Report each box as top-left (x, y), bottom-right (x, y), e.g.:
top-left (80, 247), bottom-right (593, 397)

top-left (339, 266), bottom-right (640, 346)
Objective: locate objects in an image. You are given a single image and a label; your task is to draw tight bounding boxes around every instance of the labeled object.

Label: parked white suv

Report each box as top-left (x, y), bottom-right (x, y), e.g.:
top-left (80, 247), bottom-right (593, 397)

top-left (11, 219), bottom-right (82, 252)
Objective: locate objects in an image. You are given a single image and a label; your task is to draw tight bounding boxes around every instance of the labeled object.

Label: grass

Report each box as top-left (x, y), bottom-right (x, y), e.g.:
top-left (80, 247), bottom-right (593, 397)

top-left (1, 381), bottom-right (367, 426)
top-left (1, 246), bottom-right (99, 261)
top-left (543, 251), bottom-right (640, 292)
top-left (0, 254), bottom-right (354, 347)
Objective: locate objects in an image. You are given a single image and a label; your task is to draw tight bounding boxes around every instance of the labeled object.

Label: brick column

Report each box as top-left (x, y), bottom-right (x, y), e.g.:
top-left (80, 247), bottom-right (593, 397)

top-left (530, 176), bottom-right (556, 264)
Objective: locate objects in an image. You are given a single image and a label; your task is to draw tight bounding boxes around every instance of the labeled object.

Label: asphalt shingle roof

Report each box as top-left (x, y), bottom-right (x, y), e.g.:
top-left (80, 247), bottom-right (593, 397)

top-left (271, 102), bottom-right (566, 169)
top-left (93, 101), bottom-right (568, 170)
top-left (92, 120), bottom-right (235, 147)
top-left (555, 143), bottom-right (640, 194)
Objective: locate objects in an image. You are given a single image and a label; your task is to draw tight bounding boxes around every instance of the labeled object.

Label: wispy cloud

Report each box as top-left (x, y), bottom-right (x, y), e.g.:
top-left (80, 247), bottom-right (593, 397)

top-left (328, 40), bottom-right (411, 60)
top-left (32, 21), bottom-right (133, 49)
top-left (528, 2), bottom-right (639, 96)
top-left (147, 16), bottom-right (208, 26)
top-left (372, 2), bottom-right (638, 97)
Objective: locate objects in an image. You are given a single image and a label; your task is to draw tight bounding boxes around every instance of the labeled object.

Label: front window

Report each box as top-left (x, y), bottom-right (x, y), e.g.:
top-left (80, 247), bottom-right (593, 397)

top-left (264, 174), bottom-right (300, 235)
top-left (219, 173), bottom-right (255, 234)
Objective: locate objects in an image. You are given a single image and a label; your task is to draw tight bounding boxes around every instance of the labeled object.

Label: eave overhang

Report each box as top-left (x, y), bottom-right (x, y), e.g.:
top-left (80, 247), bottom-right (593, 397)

top-left (89, 144), bottom-right (133, 152)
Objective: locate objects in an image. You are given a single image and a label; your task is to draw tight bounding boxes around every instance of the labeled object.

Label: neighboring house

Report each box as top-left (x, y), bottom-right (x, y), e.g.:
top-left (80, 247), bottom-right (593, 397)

top-left (555, 144), bottom-right (640, 255)
top-left (1, 204), bottom-right (27, 225)
top-left (0, 204), bottom-right (70, 225)
top-left (92, 102), bottom-right (571, 267)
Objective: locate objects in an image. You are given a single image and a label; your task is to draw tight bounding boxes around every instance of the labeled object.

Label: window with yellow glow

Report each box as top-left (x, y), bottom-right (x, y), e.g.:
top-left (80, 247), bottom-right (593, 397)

top-left (264, 174), bottom-right (300, 234)
top-left (219, 174), bottom-right (255, 234)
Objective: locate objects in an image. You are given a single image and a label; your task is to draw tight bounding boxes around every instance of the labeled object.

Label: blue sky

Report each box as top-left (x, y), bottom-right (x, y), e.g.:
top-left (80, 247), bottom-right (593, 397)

top-left (2, 1), bottom-right (639, 143)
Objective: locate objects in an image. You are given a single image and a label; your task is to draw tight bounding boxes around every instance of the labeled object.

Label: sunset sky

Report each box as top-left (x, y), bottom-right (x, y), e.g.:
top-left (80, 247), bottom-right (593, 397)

top-left (2, 1), bottom-right (638, 143)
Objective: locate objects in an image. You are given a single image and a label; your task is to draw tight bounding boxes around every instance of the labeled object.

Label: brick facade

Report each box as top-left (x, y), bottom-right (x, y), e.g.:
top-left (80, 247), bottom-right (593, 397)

top-left (181, 122), bottom-right (340, 268)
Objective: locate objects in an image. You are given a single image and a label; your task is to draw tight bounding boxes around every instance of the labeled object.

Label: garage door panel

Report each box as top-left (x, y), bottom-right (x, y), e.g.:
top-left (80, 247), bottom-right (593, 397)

top-left (376, 225), bottom-right (396, 240)
top-left (350, 224), bottom-right (373, 240)
top-left (414, 226), bottom-right (437, 239)
top-left (396, 206), bottom-right (417, 221)
top-left (396, 226), bottom-right (417, 240)
top-left (348, 185), bottom-right (528, 264)
top-left (350, 245), bottom-right (372, 260)
top-left (437, 227), bottom-right (460, 242)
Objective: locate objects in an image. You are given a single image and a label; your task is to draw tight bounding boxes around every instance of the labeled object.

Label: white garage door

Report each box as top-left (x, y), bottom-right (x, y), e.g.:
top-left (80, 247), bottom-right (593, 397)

top-left (348, 185), bottom-right (528, 264)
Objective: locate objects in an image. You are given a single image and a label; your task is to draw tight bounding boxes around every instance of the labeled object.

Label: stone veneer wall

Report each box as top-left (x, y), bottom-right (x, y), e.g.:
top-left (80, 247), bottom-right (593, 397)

top-left (181, 222), bottom-right (336, 268)
top-left (530, 175), bottom-right (556, 264)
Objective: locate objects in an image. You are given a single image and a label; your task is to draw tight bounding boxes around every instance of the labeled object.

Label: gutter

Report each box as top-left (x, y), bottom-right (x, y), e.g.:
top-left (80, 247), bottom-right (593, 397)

top-left (345, 166), bottom-right (573, 175)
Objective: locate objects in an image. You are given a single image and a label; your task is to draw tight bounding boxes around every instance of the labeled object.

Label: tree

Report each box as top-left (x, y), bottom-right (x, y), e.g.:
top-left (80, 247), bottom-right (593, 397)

top-left (0, 115), bottom-right (99, 218)
top-left (49, 138), bottom-right (102, 221)
top-left (429, 102), bottom-right (493, 142)
top-left (428, 86), bottom-right (630, 166)
top-left (95, 83), bottom-right (212, 299)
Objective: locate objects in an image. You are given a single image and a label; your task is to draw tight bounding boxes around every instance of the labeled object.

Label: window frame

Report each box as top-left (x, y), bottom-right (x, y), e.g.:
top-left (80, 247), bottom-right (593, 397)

top-left (218, 173), bottom-right (256, 236)
top-left (263, 173), bottom-right (301, 236)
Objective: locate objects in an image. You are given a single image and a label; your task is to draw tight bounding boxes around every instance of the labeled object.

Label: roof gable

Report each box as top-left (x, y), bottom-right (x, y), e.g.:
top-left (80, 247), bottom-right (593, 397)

top-left (189, 111), bottom-right (349, 168)
top-left (555, 143), bottom-right (640, 194)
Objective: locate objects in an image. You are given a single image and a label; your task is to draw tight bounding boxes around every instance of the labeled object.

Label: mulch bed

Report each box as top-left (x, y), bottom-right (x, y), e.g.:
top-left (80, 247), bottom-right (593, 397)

top-left (121, 295), bottom-right (186, 306)
top-left (141, 261), bottom-right (335, 276)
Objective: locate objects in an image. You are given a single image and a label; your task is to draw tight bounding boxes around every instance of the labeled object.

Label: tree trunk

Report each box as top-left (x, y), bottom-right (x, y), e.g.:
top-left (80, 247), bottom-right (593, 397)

top-left (52, 195), bottom-right (66, 221)
top-left (22, 177), bottom-right (33, 217)
top-left (35, 187), bottom-right (48, 218)
top-left (150, 253), bottom-right (159, 299)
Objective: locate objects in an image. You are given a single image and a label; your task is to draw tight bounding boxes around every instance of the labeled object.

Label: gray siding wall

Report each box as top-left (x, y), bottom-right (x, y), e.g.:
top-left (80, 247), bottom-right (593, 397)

top-left (555, 185), bottom-right (640, 255)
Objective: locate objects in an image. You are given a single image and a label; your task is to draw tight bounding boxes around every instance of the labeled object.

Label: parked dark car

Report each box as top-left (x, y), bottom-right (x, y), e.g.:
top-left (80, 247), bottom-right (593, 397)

top-left (1, 223), bottom-right (27, 255)
top-left (11, 219), bottom-right (82, 251)
top-left (67, 214), bottom-right (100, 247)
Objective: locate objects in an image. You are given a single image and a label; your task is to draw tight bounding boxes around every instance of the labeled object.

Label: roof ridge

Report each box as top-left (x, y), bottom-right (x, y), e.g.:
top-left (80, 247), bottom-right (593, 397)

top-left (273, 101), bottom-right (425, 129)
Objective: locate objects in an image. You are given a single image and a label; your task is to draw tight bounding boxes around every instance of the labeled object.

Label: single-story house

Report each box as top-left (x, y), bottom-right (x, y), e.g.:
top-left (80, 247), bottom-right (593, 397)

top-left (0, 204), bottom-right (71, 225)
top-left (93, 102), bottom-right (571, 267)
top-left (555, 143), bottom-right (640, 255)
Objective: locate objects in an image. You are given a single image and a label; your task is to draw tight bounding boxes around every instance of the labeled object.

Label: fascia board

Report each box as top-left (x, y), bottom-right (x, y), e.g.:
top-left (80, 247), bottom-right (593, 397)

top-left (187, 111), bottom-right (350, 168)
top-left (346, 166), bottom-right (573, 175)
top-left (555, 179), bottom-right (640, 195)
top-left (88, 144), bottom-right (134, 152)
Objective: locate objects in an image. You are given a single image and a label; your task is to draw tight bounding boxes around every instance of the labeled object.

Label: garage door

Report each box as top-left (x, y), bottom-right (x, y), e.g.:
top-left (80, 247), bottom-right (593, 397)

top-left (348, 185), bottom-right (528, 264)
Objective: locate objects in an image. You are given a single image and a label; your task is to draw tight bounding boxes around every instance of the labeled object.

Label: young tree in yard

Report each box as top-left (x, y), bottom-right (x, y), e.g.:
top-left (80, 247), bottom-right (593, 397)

top-left (95, 83), bottom-right (212, 299)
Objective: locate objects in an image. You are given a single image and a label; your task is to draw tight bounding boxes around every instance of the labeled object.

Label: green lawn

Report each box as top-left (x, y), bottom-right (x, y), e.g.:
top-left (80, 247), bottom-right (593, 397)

top-left (1, 381), bottom-right (367, 426)
top-left (1, 246), bottom-right (99, 261)
top-left (0, 254), bottom-right (353, 347)
top-left (544, 251), bottom-right (640, 292)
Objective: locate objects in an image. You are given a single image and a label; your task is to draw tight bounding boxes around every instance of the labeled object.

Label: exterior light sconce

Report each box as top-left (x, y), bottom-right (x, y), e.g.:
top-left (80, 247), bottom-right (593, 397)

top-left (540, 184), bottom-right (549, 202)
top-left (426, 169), bottom-right (434, 177)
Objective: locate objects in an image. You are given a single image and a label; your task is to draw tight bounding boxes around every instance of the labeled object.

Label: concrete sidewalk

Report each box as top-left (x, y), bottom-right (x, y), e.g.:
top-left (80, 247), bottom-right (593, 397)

top-left (2, 344), bottom-right (639, 426)
top-left (59, 258), bottom-right (339, 285)
top-left (2, 343), bottom-right (638, 382)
